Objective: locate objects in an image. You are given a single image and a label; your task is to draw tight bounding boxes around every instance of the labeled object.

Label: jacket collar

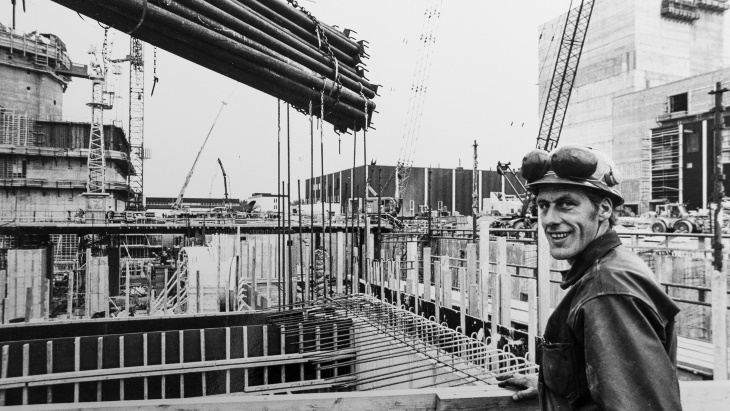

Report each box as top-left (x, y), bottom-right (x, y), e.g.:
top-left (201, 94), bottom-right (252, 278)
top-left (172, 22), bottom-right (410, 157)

top-left (560, 230), bottom-right (621, 289)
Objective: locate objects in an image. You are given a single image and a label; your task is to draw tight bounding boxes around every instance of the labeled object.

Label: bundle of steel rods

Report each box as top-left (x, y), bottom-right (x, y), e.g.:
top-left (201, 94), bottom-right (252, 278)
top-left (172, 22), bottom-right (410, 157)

top-left (51, 0), bottom-right (377, 132)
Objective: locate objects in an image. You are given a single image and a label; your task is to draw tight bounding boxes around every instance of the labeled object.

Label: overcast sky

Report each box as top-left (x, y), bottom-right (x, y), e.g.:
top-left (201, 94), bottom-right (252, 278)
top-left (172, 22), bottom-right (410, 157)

top-left (7, 0), bottom-right (575, 201)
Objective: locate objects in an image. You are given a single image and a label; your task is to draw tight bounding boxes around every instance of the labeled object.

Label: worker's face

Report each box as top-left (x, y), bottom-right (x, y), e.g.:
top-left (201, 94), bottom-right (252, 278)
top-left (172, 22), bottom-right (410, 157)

top-left (536, 186), bottom-right (611, 261)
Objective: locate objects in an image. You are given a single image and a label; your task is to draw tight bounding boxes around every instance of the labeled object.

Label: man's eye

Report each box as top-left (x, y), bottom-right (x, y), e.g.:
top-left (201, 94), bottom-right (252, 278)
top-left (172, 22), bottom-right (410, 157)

top-left (559, 201), bottom-right (574, 208)
top-left (537, 203), bottom-right (548, 210)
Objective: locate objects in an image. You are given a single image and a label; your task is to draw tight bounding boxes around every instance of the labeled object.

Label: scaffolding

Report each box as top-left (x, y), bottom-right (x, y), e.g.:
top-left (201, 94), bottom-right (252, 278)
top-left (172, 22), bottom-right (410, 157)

top-left (651, 127), bottom-right (681, 203)
top-left (0, 108), bottom-right (36, 147)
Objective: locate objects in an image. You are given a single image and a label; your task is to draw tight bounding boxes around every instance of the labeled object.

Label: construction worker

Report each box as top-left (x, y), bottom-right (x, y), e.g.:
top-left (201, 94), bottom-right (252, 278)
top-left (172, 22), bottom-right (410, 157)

top-left (497, 145), bottom-right (682, 410)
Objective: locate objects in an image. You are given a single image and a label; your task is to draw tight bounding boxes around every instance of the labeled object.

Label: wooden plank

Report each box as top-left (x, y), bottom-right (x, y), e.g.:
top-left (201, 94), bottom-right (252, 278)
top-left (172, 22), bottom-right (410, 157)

top-left (179, 330), bottom-right (185, 398)
top-left (408, 239), bottom-right (419, 315)
top-left (119, 336), bottom-right (125, 400)
top-left (434, 256), bottom-right (441, 322)
top-left (479, 220), bottom-right (490, 325)
top-left (267, 241), bottom-right (273, 308)
top-left (74, 337), bottom-right (80, 402)
top-left (263, 326), bottom-right (269, 385)
top-left (161, 332), bottom-right (166, 399)
top-left (67, 266), bottom-right (74, 319)
top-left (303, 243), bottom-right (310, 302)
top-left (280, 326), bottom-right (286, 383)
top-left (97, 337), bottom-right (103, 401)
top-left (458, 268), bottom-right (466, 334)
top-left (225, 328), bottom-right (231, 394)
top-left (299, 323), bottom-right (304, 382)
top-left (124, 260), bottom-right (131, 314)
top-left (423, 247), bottom-right (432, 302)
top-left (536, 216), bottom-right (551, 335)
top-left (0, 345), bottom-right (6, 405)
top-left (442, 259), bottom-right (452, 309)
top-left (143, 333), bottom-right (149, 399)
top-left (491, 239), bottom-right (502, 346)
top-left (379, 262), bottom-right (385, 303)
top-left (315, 326), bottom-right (321, 380)
top-left (24, 287), bottom-right (32, 323)
top-left (467, 244), bottom-right (478, 316)
top-left (0, 351), bottom-right (358, 389)
top-left (22, 343), bottom-right (28, 405)
top-left (497, 237), bottom-right (511, 328)
top-left (243, 326), bottom-right (249, 391)
top-left (527, 280), bottom-right (538, 363)
top-left (46, 341), bottom-right (53, 403)
top-left (201, 329), bottom-right (207, 396)
top-left (712, 261), bottom-right (728, 380)
top-left (337, 233), bottom-right (345, 294)
top-left (18, 385), bottom-right (546, 410)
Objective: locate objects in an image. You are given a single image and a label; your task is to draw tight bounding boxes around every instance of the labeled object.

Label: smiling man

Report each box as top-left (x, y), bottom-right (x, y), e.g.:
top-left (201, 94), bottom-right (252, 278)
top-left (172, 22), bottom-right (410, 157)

top-left (498, 145), bottom-right (682, 410)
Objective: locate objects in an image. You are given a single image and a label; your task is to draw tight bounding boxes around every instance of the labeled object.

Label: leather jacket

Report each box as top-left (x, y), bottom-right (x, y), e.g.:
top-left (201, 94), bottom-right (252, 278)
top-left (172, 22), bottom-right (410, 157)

top-left (538, 231), bottom-right (682, 410)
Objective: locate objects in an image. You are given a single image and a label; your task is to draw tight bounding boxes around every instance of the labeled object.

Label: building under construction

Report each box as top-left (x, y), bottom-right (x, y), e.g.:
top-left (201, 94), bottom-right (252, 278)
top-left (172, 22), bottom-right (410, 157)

top-left (0, 25), bottom-right (132, 218)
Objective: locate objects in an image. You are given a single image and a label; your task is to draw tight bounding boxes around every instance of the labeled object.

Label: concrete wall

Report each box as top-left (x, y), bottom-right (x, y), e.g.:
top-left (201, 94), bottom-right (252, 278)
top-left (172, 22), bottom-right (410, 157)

top-left (3, 249), bottom-right (50, 322)
top-left (0, 57), bottom-right (65, 119)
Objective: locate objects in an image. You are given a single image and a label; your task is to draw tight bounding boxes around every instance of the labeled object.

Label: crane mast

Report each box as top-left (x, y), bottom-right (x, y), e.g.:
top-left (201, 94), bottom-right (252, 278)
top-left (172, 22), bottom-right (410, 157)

top-left (536, 0), bottom-right (595, 151)
top-left (127, 38), bottom-right (145, 211)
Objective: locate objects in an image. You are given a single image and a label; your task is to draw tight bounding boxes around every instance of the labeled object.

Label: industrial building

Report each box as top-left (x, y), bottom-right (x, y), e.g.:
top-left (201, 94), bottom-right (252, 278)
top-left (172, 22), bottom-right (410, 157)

top-left (305, 164), bottom-right (522, 217)
top-left (539, 0), bottom-right (729, 213)
top-left (0, 25), bottom-right (132, 219)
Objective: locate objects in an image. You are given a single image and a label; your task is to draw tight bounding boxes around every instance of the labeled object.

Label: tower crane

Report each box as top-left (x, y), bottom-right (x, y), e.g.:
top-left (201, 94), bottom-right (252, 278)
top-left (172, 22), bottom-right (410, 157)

top-left (110, 38), bottom-right (145, 211)
top-left (393, 0), bottom-right (443, 213)
top-left (83, 33), bottom-right (114, 214)
top-left (492, 0), bottom-right (595, 230)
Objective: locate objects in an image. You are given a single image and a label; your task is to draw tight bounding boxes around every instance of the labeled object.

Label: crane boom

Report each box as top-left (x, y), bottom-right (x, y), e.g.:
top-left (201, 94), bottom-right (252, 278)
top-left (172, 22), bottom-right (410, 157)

top-left (172, 100), bottom-right (228, 210)
top-left (536, 0), bottom-right (595, 151)
top-left (217, 157), bottom-right (229, 209)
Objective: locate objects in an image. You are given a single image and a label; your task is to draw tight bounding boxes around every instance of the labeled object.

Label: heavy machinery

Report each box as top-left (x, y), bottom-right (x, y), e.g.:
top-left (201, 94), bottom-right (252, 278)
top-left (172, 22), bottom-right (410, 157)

top-left (651, 203), bottom-right (709, 233)
top-left (172, 99), bottom-right (228, 210)
top-left (217, 158), bottom-right (231, 212)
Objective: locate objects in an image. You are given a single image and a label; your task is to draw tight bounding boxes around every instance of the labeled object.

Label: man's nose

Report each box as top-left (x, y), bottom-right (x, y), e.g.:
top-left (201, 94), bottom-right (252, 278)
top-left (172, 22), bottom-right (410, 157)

top-left (542, 205), bottom-right (560, 227)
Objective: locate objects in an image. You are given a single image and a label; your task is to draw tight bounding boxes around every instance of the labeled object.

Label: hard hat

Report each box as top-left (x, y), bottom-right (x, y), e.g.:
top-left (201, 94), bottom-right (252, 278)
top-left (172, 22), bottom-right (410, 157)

top-left (521, 145), bottom-right (624, 206)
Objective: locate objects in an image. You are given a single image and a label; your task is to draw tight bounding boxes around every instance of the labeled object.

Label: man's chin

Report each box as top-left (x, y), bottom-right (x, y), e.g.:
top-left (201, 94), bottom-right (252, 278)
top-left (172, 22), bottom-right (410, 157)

top-left (549, 248), bottom-right (576, 260)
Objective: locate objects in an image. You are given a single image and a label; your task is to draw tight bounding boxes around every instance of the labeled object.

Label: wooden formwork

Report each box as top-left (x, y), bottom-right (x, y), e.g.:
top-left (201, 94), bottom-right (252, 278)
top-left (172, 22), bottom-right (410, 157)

top-left (0, 312), bottom-right (355, 406)
top-left (3, 249), bottom-right (50, 323)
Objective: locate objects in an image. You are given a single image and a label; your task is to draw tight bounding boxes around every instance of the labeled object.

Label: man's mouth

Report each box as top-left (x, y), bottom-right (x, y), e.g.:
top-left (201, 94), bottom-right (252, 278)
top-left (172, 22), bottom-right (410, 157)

top-left (549, 232), bottom-right (570, 240)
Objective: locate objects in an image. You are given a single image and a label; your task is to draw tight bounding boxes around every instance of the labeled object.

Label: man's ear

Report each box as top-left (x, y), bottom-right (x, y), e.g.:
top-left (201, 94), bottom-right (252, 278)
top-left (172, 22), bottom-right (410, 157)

top-left (598, 197), bottom-right (613, 222)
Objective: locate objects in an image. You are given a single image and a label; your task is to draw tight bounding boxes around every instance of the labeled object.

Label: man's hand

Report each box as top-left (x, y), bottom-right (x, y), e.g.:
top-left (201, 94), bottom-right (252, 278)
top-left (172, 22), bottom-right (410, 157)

top-left (496, 373), bottom-right (539, 401)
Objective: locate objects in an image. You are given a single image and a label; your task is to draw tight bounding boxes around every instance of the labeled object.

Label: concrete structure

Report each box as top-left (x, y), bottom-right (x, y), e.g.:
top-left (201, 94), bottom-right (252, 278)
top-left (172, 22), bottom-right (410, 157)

top-left (305, 165), bottom-right (522, 217)
top-left (0, 25), bottom-right (131, 219)
top-left (538, 0), bottom-right (729, 212)
top-left (245, 193), bottom-right (285, 214)
top-left (146, 196), bottom-right (242, 213)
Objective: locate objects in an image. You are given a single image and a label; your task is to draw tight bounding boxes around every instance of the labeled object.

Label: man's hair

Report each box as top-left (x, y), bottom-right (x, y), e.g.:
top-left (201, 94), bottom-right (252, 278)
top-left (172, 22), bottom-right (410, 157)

top-left (583, 188), bottom-right (618, 228)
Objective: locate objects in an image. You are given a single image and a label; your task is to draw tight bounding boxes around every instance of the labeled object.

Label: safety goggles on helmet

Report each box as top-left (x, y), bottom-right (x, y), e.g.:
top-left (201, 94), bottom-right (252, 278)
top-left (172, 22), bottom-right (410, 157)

top-left (521, 145), bottom-right (624, 206)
